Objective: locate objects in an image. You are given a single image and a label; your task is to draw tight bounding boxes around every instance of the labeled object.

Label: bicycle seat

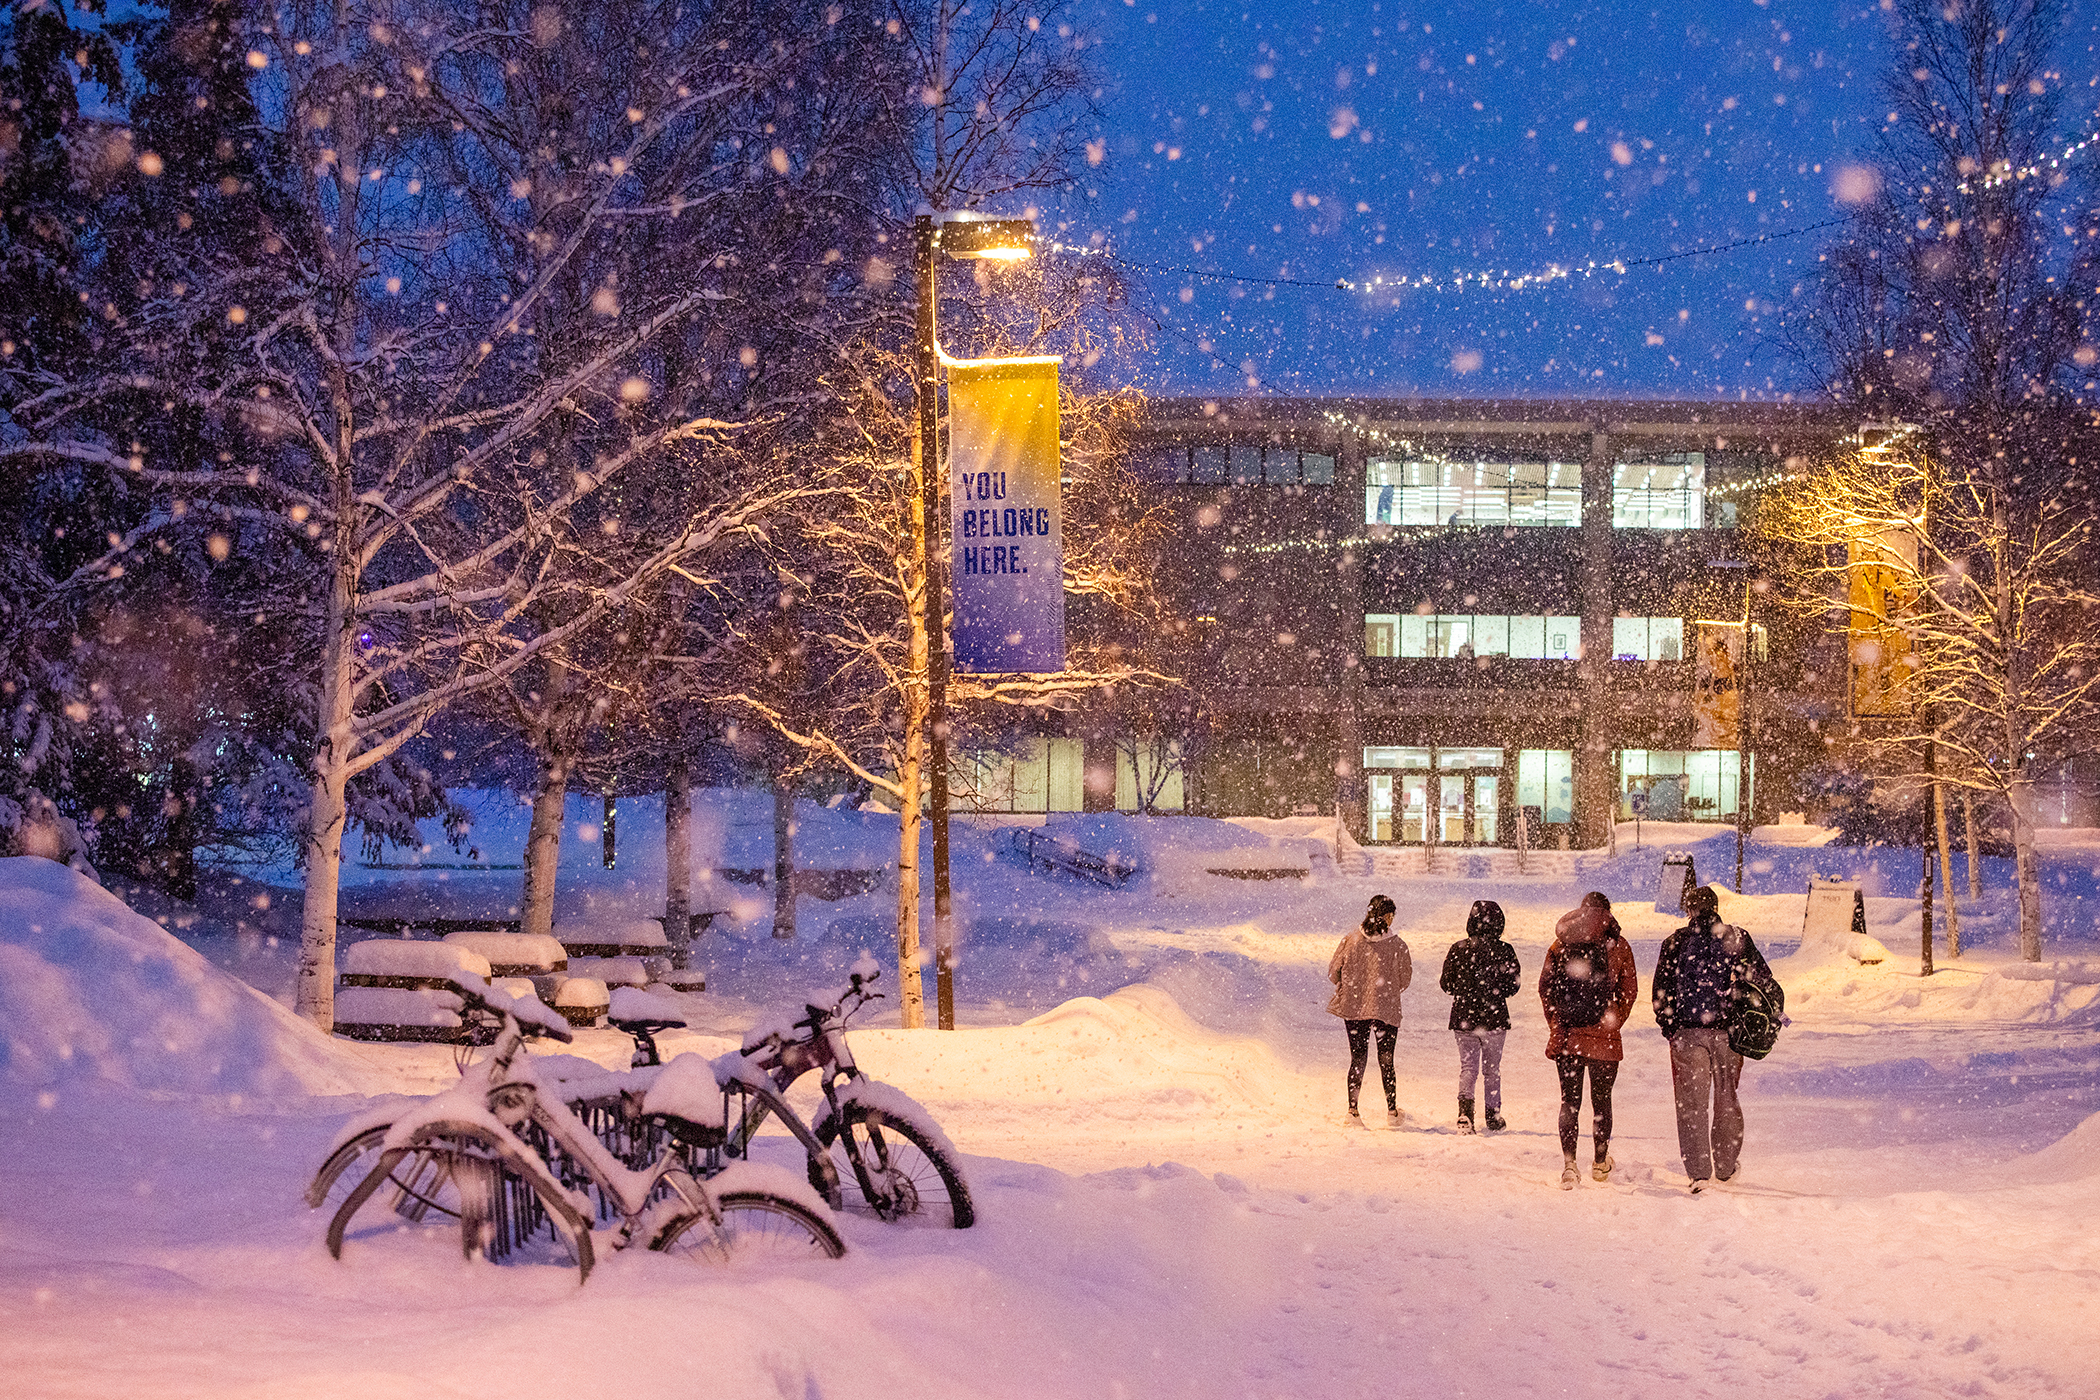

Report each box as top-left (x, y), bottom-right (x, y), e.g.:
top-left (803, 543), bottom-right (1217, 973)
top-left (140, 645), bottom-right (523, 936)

top-left (640, 1052), bottom-right (728, 1145)
top-left (607, 985), bottom-right (688, 1033)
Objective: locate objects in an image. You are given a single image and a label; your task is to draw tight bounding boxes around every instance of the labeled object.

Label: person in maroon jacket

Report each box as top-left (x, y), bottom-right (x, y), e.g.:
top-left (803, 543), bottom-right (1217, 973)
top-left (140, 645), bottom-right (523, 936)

top-left (1539, 891), bottom-right (1640, 1188)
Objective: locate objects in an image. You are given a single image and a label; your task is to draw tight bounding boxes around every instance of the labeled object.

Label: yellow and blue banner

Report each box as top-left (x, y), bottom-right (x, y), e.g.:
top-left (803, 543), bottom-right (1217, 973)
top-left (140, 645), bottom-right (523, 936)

top-left (946, 354), bottom-right (1065, 673)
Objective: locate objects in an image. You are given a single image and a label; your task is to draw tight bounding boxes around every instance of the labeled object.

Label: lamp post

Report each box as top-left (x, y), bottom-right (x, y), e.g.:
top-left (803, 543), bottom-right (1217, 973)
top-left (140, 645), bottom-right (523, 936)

top-left (1708, 558), bottom-right (1754, 892)
top-left (913, 212), bottom-right (1034, 1031)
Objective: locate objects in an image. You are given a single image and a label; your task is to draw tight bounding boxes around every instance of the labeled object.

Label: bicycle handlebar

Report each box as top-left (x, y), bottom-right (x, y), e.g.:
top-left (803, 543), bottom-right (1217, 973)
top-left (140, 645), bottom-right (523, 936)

top-left (457, 981), bottom-right (574, 1043)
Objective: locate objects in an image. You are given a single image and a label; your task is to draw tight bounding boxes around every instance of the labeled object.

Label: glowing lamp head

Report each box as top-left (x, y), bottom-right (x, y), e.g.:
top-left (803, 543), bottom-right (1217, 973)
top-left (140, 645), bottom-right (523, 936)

top-left (939, 217), bottom-right (1036, 260)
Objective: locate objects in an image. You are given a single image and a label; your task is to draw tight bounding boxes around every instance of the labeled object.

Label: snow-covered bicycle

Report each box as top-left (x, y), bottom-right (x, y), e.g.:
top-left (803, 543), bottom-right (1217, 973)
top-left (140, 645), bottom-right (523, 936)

top-left (313, 982), bottom-right (843, 1280)
top-left (720, 956), bottom-right (975, 1230)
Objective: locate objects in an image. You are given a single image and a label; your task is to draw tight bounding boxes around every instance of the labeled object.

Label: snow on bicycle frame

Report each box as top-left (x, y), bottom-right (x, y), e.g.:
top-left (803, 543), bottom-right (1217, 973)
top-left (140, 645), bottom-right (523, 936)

top-left (324, 979), bottom-right (841, 1279)
top-left (716, 955), bottom-right (975, 1228)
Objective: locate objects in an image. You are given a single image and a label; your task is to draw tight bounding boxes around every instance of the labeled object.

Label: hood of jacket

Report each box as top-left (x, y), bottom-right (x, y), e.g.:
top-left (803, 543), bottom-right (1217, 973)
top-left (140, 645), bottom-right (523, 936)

top-left (1554, 901), bottom-right (1619, 946)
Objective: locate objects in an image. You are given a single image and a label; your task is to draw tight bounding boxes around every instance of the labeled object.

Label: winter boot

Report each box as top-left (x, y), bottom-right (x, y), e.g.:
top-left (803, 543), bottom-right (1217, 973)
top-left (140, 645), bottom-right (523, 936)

top-left (1559, 1156), bottom-right (1580, 1190)
top-left (1484, 1108), bottom-right (1507, 1133)
top-left (1386, 1108), bottom-right (1403, 1129)
top-left (1457, 1098), bottom-right (1477, 1134)
top-left (1346, 1108), bottom-right (1365, 1128)
top-left (1592, 1153), bottom-right (1615, 1182)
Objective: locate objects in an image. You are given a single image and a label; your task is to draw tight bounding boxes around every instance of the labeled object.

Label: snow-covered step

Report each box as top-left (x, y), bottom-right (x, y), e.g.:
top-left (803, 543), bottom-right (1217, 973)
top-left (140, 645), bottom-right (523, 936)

top-left (1358, 847), bottom-right (1601, 880)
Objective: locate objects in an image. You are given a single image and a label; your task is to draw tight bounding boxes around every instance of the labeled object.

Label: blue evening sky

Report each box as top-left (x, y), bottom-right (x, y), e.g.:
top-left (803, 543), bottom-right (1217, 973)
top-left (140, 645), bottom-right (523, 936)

top-left (1040, 0), bottom-right (2100, 400)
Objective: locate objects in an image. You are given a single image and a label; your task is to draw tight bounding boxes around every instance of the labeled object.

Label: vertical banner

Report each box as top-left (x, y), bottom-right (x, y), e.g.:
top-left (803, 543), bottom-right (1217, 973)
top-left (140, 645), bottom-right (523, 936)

top-left (1692, 622), bottom-right (1743, 749)
top-left (1847, 531), bottom-right (1917, 718)
top-left (946, 354), bottom-right (1065, 673)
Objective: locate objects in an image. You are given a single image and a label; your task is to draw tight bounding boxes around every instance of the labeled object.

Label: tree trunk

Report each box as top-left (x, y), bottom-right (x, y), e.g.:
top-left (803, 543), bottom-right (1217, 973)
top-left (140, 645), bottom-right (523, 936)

top-left (1963, 792), bottom-right (1981, 903)
top-left (1919, 844), bottom-right (1935, 977)
top-left (602, 782), bottom-right (617, 869)
top-left (2011, 793), bottom-right (2043, 962)
top-left (1933, 780), bottom-right (1960, 958)
top-left (295, 764), bottom-right (350, 1027)
top-left (520, 754), bottom-right (569, 943)
top-left (895, 692), bottom-right (927, 1028)
top-left (773, 768), bottom-right (796, 940)
top-left (294, 544), bottom-right (360, 1028)
top-left (664, 746), bottom-right (692, 970)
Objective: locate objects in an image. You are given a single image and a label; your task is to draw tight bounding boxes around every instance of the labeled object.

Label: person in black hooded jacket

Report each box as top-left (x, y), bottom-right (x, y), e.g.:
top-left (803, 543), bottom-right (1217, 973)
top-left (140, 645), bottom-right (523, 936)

top-left (1439, 899), bottom-right (1522, 1133)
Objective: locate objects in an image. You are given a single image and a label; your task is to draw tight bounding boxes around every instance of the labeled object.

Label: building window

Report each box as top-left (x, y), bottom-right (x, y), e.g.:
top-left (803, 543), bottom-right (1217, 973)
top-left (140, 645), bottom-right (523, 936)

top-left (1618, 749), bottom-right (1749, 819)
top-left (1365, 613), bottom-right (1582, 659)
top-left (1115, 739), bottom-right (1185, 812)
top-left (1611, 616), bottom-right (1685, 661)
top-left (957, 737), bottom-right (1085, 812)
top-left (1366, 459), bottom-right (1581, 527)
top-left (1134, 444), bottom-right (1338, 486)
top-left (1613, 454), bottom-right (1706, 529)
top-left (1517, 750), bottom-right (1574, 825)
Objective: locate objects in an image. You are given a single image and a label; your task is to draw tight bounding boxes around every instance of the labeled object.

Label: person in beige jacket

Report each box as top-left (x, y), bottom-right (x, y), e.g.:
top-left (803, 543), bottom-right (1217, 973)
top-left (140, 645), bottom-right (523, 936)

top-left (1328, 894), bottom-right (1413, 1127)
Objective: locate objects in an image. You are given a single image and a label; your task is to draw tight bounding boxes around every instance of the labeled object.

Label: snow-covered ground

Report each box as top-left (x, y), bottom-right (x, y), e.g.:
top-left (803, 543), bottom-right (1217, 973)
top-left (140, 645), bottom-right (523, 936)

top-left (7, 802), bottom-right (2100, 1398)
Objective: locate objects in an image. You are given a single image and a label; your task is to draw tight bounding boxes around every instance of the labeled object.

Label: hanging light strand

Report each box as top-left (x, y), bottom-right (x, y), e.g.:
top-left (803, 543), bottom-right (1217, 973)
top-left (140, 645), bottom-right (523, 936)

top-left (1953, 127), bottom-right (2100, 193)
top-left (1041, 213), bottom-right (1853, 299)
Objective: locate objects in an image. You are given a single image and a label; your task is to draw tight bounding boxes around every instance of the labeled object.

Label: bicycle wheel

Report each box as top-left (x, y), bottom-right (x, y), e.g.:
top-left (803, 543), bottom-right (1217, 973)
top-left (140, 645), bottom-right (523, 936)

top-left (653, 1192), bottom-right (845, 1265)
top-left (306, 1124), bottom-right (393, 1214)
top-left (327, 1123), bottom-right (594, 1279)
top-left (815, 1106), bottom-right (974, 1229)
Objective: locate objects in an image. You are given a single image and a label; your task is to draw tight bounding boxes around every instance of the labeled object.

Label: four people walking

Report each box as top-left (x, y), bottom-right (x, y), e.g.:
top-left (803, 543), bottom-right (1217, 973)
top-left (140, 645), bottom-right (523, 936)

top-left (1330, 883), bottom-right (1780, 1193)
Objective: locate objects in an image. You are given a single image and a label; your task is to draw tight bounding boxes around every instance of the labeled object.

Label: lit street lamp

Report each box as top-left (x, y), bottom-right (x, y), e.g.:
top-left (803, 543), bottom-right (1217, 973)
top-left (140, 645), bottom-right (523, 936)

top-left (915, 212), bottom-right (1035, 1031)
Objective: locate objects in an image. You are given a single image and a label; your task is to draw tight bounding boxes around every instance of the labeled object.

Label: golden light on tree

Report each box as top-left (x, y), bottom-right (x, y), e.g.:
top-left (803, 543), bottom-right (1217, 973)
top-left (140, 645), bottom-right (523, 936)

top-left (1762, 438), bottom-right (2100, 963)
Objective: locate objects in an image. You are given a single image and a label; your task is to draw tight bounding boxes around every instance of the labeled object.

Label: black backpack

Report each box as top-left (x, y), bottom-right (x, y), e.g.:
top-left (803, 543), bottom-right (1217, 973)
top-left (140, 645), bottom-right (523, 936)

top-left (1547, 940), bottom-right (1616, 1029)
top-left (1729, 964), bottom-right (1786, 1060)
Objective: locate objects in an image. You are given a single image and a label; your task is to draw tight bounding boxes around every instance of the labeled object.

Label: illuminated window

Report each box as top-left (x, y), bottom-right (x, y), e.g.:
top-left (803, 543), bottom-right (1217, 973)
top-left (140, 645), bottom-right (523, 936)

top-left (1365, 459), bottom-right (1581, 527)
top-left (1613, 454), bottom-right (1706, 529)
top-left (1365, 613), bottom-right (1582, 659)
top-left (1611, 616), bottom-right (1685, 661)
top-left (957, 738), bottom-right (1085, 812)
top-left (1619, 749), bottom-right (1751, 819)
top-left (1517, 750), bottom-right (1574, 824)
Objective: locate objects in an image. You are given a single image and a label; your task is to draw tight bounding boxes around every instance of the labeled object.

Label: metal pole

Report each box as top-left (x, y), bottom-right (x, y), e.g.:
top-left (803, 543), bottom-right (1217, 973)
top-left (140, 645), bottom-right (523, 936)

top-left (1735, 576), bottom-right (1752, 894)
top-left (914, 214), bottom-right (957, 1031)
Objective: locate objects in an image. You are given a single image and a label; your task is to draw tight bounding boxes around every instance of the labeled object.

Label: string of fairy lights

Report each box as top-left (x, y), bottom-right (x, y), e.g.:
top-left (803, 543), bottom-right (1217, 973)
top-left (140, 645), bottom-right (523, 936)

top-left (1043, 214), bottom-right (1854, 299)
top-left (1954, 128), bottom-right (2100, 193)
top-left (1037, 120), bottom-right (2100, 298)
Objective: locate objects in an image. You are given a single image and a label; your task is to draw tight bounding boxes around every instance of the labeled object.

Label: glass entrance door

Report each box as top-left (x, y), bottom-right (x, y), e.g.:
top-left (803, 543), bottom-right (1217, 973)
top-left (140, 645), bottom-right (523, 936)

top-left (1368, 774), bottom-right (1394, 842)
top-left (1437, 772), bottom-right (1500, 845)
top-left (1400, 775), bottom-right (1430, 843)
top-left (1361, 748), bottom-right (1504, 845)
top-left (1471, 775), bottom-right (1499, 844)
top-left (1437, 775), bottom-right (1466, 844)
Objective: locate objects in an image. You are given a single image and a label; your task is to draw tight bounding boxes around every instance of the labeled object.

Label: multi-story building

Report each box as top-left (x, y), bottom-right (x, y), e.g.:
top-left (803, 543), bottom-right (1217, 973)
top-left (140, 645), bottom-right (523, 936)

top-left (963, 395), bottom-right (1868, 849)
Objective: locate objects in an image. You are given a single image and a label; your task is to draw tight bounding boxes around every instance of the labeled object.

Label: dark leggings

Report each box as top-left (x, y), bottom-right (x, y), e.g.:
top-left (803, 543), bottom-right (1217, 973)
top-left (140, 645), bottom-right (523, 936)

top-left (1555, 1054), bottom-right (1618, 1159)
top-left (1346, 1019), bottom-right (1399, 1114)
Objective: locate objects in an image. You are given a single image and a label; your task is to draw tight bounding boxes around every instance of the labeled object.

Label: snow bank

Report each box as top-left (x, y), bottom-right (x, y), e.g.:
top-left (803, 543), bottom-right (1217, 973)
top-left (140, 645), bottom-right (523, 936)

top-left (0, 857), bottom-right (369, 1096)
top-left (2001, 1110), bottom-right (2100, 1185)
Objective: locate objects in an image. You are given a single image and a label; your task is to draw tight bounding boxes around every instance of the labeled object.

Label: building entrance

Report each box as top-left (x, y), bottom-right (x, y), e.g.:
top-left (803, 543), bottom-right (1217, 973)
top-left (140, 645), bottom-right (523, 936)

top-left (1364, 747), bottom-right (1504, 845)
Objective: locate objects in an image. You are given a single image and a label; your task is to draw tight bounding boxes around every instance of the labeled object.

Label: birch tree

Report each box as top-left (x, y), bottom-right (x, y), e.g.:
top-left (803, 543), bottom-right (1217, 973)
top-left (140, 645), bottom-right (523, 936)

top-left (2, 0), bottom-right (893, 1024)
top-left (1763, 444), bottom-right (2100, 961)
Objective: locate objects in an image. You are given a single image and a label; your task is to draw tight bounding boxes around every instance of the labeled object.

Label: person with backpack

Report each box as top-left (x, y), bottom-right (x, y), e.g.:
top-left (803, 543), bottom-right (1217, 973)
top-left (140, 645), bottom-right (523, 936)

top-left (1327, 893), bottom-right (1413, 1128)
top-left (1540, 891), bottom-right (1638, 1189)
top-left (1439, 899), bottom-right (1522, 1133)
top-left (1652, 884), bottom-right (1780, 1193)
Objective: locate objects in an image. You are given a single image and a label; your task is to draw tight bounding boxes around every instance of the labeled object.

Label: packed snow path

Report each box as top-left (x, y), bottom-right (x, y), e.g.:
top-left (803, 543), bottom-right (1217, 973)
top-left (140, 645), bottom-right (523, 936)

top-left (7, 816), bottom-right (2100, 1398)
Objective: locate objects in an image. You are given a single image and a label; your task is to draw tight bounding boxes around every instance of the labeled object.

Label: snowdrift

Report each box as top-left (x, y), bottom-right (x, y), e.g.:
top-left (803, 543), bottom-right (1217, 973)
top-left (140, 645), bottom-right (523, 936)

top-left (0, 857), bottom-right (370, 1096)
